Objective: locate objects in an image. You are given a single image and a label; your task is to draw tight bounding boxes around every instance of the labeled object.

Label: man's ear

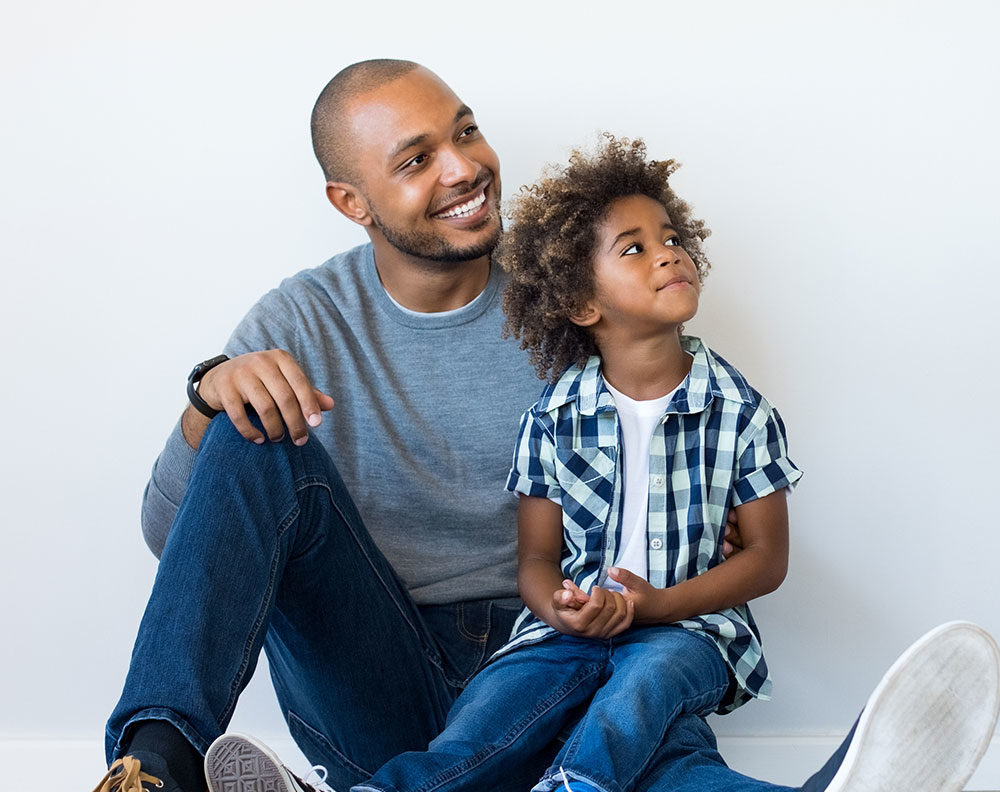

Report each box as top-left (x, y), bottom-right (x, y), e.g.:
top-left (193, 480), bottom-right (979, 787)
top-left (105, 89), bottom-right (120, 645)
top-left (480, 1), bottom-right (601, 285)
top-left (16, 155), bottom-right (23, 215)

top-left (569, 302), bottom-right (601, 328)
top-left (326, 182), bottom-right (373, 226)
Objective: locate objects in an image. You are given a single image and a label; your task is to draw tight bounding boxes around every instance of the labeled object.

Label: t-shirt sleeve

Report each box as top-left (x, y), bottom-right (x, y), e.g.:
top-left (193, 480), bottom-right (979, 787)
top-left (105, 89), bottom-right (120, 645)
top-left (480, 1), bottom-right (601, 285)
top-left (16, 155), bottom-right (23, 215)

top-left (139, 289), bottom-right (302, 557)
top-left (731, 402), bottom-right (803, 506)
top-left (505, 409), bottom-right (561, 500)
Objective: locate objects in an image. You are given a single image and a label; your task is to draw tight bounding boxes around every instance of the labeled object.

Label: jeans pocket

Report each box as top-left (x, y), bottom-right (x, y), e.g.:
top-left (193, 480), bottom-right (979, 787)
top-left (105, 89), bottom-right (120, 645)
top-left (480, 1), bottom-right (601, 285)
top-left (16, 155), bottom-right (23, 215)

top-left (457, 601), bottom-right (490, 642)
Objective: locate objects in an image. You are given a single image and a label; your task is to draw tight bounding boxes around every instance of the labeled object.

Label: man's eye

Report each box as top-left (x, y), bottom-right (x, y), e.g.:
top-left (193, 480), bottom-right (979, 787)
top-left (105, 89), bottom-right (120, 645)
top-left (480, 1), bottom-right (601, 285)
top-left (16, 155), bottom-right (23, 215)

top-left (403, 154), bottom-right (427, 169)
top-left (622, 243), bottom-right (642, 255)
top-left (459, 124), bottom-right (479, 137)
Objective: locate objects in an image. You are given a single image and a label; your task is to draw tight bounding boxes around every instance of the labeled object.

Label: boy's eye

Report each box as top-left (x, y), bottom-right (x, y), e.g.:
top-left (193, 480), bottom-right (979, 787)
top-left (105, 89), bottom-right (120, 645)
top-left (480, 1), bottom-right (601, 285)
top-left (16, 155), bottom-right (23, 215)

top-left (665, 236), bottom-right (683, 247)
top-left (622, 243), bottom-right (643, 255)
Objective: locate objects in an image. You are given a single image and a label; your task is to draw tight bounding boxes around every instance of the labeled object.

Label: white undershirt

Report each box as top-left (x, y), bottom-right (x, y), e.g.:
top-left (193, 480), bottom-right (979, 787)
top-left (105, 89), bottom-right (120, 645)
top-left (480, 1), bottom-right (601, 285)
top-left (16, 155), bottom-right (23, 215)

top-left (602, 380), bottom-right (678, 592)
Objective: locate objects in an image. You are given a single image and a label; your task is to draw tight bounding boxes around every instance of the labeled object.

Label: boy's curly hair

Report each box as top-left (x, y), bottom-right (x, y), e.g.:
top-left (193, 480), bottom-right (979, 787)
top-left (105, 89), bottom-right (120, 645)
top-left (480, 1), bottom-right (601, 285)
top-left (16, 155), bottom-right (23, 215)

top-left (497, 135), bottom-right (711, 382)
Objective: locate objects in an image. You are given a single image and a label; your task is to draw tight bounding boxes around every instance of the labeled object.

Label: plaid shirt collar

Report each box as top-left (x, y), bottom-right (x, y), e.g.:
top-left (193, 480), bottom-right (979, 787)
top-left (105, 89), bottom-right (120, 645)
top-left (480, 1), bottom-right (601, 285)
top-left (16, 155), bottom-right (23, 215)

top-left (536, 335), bottom-right (755, 418)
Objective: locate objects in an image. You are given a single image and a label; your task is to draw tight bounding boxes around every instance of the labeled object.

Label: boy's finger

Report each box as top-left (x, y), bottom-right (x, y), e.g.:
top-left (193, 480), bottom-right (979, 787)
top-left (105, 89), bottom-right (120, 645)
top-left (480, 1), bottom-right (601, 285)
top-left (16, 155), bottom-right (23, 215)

top-left (563, 579), bottom-right (589, 603)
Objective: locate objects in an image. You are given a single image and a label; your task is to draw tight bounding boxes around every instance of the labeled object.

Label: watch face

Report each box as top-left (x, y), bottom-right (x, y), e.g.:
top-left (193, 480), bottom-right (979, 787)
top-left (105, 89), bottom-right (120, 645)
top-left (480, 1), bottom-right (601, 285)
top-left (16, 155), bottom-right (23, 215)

top-left (192, 355), bottom-right (229, 381)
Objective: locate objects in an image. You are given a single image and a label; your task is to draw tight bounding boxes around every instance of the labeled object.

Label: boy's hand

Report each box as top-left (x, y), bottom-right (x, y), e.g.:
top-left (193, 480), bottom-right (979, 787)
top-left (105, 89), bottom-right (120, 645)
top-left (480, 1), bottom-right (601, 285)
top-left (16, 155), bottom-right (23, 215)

top-left (553, 579), bottom-right (591, 610)
top-left (551, 581), bottom-right (634, 638)
top-left (607, 567), bottom-right (667, 623)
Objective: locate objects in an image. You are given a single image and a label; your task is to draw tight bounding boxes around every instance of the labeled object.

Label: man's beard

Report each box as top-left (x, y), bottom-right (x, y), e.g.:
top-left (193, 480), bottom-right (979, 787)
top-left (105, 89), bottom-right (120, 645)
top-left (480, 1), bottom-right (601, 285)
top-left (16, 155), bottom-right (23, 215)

top-left (369, 202), bottom-right (502, 264)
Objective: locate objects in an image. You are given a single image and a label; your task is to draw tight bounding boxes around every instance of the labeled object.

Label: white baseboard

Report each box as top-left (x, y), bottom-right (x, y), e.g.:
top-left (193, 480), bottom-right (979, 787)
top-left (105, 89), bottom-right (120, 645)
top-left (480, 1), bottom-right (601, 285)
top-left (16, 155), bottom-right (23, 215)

top-left (8, 735), bottom-right (997, 791)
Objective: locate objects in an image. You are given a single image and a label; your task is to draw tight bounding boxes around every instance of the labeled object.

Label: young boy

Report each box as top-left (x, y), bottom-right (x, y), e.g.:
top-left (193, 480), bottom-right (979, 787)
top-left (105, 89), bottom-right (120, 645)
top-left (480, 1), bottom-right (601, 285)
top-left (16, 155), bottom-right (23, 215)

top-left (201, 137), bottom-right (1000, 792)
top-left (343, 135), bottom-right (801, 792)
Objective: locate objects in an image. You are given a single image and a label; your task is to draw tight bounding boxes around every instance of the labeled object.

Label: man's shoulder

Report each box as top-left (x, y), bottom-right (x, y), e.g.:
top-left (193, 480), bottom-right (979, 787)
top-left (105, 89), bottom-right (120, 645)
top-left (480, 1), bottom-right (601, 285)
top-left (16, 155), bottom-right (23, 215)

top-left (269, 242), bottom-right (373, 301)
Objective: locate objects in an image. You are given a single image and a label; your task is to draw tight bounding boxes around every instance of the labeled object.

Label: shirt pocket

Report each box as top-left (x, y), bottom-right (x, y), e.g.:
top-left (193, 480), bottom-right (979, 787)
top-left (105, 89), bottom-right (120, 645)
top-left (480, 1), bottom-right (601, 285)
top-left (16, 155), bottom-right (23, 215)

top-left (554, 445), bottom-right (617, 536)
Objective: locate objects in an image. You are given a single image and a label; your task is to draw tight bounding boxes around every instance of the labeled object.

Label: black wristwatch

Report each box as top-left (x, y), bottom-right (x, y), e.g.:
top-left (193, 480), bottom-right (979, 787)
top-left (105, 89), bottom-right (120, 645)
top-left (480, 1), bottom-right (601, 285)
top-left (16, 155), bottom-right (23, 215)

top-left (187, 354), bottom-right (229, 418)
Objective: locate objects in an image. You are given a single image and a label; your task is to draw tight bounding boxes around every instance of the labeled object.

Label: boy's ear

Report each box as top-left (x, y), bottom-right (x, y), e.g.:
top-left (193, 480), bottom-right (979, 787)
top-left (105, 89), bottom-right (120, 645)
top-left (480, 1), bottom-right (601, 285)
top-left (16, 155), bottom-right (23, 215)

top-left (325, 181), bottom-right (373, 227)
top-left (569, 301), bottom-right (601, 328)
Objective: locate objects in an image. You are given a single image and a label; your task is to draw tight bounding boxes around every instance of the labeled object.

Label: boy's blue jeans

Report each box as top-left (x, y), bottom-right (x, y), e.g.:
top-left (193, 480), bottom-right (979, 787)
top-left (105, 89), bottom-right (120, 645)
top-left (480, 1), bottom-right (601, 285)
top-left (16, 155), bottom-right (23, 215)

top-left (355, 627), bottom-right (731, 792)
top-left (106, 414), bottom-right (833, 792)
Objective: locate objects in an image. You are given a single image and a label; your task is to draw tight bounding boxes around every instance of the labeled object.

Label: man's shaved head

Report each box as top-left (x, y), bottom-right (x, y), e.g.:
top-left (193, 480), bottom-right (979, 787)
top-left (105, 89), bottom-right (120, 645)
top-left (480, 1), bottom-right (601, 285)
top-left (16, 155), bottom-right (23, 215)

top-left (310, 59), bottom-right (422, 185)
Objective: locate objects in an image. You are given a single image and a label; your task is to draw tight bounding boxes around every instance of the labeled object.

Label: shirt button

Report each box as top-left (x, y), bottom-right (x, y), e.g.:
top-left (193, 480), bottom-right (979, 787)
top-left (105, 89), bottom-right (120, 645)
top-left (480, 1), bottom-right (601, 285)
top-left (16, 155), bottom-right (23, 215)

top-left (652, 475), bottom-right (665, 488)
top-left (650, 538), bottom-right (663, 550)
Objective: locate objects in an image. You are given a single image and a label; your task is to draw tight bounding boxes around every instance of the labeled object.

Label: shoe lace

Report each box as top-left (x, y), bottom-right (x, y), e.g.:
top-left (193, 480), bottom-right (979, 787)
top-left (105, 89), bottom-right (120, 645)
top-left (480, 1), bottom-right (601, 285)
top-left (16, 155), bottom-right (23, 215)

top-left (93, 756), bottom-right (163, 792)
top-left (301, 764), bottom-right (336, 792)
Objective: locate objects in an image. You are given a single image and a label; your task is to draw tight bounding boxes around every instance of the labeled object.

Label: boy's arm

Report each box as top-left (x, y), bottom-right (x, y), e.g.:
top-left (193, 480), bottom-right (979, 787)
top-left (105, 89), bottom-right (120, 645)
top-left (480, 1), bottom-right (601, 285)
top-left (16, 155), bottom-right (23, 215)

top-left (517, 495), bottom-right (634, 638)
top-left (609, 488), bottom-right (789, 624)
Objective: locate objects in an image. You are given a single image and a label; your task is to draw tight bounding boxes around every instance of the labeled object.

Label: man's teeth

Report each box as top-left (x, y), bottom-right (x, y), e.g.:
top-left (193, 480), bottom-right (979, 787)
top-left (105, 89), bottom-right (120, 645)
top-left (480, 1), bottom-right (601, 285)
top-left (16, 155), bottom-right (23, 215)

top-left (437, 192), bottom-right (485, 219)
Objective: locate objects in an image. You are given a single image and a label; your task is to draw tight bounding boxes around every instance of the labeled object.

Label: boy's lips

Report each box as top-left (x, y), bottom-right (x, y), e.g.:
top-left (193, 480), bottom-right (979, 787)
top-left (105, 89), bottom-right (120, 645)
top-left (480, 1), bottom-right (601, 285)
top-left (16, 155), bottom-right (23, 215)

top-left (657, 276), bottom-right (693, 291)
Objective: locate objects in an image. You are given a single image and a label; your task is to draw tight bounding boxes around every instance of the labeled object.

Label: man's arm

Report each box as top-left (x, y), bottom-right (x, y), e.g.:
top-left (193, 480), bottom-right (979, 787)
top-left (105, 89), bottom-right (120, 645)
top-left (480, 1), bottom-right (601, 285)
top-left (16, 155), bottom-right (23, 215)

top-left (517, 494), bottom-right (633, 639)
top-left (608, 488), bottom-right (789, 623)
top-left (140, 349), bottom-right (335, 555)
top-left (140, 280), bottom-right (340, 554)
top-left (180, 349), bottom-right (334, 450)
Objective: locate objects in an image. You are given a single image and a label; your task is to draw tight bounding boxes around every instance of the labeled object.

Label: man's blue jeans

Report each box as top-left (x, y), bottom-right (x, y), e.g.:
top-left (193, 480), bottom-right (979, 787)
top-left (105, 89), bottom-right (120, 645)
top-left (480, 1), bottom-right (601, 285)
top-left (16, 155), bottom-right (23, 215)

top-left (106, 414), bottom-right (837, 792)
top-left (355, 627), bottom-right (731, 792)
top-left (106, 415), bottom-right (543, 790)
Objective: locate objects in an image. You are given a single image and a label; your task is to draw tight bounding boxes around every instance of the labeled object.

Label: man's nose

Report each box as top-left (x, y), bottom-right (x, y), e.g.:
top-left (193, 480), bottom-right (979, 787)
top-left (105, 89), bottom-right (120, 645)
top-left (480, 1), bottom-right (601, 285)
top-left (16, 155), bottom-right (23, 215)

top-left (438, 145), bottom-right (480, 186)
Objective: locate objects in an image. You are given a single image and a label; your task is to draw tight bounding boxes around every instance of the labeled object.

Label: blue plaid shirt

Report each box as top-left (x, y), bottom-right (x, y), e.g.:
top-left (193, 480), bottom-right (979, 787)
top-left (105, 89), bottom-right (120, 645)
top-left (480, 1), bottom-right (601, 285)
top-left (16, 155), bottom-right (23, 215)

top-left (497, 336), bottom-right (802, 712)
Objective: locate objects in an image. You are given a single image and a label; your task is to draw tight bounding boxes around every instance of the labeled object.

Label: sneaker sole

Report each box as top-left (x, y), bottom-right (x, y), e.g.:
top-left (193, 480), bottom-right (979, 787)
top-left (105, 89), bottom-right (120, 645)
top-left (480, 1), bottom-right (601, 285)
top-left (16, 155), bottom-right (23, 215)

top-left (825, 620), bottom-right (1000, 792)
top-left (205, 732), bottom-right (302, 792)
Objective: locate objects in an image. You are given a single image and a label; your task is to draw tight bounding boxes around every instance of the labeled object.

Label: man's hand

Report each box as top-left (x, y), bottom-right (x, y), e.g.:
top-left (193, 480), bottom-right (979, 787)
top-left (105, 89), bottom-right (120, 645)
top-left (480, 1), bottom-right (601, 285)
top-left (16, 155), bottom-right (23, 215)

top-left (723, 508), bottom-right (744, 558)
top-left (550, 579), bottom-right (634, 639)
top-left (606, 567), bottom-right (667, 623)
top-left (197, 350), bottom-right (335, 445)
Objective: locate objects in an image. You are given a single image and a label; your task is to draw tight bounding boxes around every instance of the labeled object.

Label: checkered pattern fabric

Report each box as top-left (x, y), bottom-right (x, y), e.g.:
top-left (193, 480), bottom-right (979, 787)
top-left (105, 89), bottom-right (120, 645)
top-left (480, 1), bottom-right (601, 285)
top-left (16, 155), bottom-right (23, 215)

top-left (498, 336), bottom-right (802, 712)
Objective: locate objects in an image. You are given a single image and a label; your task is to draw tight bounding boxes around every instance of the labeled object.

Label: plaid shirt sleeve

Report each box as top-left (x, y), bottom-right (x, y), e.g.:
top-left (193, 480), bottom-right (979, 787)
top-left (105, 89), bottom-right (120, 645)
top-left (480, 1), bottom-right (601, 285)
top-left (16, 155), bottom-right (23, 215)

top-left (731, 401), bottom-right (802, 506)
top-left (505, 409), bottom-right (561, 500)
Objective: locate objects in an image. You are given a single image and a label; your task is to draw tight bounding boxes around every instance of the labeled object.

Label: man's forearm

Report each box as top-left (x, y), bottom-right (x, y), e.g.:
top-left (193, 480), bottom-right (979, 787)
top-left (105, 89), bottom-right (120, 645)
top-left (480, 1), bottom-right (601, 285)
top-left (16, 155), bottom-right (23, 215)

top-left (140, 415), bottom-right (200, 557)
top-left (180, 403), bottom-right (212, 450)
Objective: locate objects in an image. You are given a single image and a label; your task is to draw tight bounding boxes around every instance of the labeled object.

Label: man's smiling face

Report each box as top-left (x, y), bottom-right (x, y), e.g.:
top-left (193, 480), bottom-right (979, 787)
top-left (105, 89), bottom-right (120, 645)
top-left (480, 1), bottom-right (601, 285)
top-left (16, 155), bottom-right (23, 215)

top-left (346, 67), bottom-right (502, 264)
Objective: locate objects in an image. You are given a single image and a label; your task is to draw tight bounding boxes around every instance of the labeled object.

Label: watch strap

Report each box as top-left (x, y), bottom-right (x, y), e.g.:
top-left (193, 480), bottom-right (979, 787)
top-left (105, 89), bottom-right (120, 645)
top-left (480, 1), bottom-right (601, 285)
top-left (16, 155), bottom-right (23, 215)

top-left (187, 354), bottom-right (229, 419)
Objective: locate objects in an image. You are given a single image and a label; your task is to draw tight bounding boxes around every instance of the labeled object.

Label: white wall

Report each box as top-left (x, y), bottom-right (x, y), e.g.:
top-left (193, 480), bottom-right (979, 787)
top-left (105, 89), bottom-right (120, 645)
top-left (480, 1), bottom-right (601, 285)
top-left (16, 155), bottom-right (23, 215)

top-left (2, 0), bottom-right (999, 788)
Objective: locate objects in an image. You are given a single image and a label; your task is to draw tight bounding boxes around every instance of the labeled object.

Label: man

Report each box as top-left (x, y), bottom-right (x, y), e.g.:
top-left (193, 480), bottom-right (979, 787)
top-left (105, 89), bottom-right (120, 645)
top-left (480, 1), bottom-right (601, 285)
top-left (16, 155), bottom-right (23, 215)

top-left (95, 61), bottom-right (1000, 792)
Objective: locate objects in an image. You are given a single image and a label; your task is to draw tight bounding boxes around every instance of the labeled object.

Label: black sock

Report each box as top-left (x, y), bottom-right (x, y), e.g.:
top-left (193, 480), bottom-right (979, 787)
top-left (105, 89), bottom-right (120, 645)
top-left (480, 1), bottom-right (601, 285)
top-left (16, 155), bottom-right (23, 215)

top-left (124, 720), bottom-right (205, 792)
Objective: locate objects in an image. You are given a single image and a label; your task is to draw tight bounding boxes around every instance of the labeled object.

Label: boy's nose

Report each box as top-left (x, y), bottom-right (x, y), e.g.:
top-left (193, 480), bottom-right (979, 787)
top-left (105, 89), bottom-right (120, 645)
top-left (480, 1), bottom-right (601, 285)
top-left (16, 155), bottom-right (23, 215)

top-left (655, 247), bottom-right (682, 266)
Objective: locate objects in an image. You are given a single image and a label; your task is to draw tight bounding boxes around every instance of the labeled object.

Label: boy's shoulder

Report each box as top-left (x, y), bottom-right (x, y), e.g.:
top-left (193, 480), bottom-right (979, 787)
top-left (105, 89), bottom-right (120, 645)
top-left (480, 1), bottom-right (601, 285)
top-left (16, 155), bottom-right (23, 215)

top-left (692, 338), bottom-right (768, 410)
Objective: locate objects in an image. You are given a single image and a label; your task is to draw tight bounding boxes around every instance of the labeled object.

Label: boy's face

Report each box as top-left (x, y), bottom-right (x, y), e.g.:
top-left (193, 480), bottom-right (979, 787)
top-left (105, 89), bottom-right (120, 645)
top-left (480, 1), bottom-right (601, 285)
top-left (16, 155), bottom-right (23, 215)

top-left (577, 194), bottom-right (700, 337)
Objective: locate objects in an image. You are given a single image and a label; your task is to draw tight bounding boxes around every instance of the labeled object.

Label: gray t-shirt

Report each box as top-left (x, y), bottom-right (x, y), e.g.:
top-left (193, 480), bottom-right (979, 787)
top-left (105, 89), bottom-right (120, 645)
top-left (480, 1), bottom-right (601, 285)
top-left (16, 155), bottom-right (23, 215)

top-left (141, 243), bottom-right (541, 605)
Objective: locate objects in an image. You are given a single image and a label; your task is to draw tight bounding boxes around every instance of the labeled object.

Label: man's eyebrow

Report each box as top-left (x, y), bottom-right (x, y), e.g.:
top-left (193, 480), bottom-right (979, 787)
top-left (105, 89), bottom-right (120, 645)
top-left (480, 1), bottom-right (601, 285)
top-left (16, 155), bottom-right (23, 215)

top-left (387, 105), bottom-right (476, 164)
top-left (388, 133), bottom-right (429, 164)
top-left (607, 223), bottom-right (676, 252)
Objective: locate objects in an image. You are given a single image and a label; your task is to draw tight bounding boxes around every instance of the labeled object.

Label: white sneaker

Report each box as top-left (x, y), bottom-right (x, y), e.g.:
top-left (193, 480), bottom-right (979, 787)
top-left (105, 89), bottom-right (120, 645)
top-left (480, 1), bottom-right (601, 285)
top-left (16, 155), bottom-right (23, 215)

top-left (204, 732), bottom-right (335, 792)
top-left (824, 620), bottom-right (1000, 792)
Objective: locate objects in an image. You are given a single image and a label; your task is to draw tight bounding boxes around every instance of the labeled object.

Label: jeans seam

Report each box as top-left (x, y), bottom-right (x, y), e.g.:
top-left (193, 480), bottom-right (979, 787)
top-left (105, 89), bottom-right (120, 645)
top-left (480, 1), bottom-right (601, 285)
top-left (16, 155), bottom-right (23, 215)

top-left (108, 708), bottom-right (212, 758)
top-left (286, 708), bottom-right (373, 779)
top-left (413, 661), bottom-right (605, 792)
top-left (323, 482), bottom-right (444, 669)
top-left (456, 602), bottom-right (489, 643)
top-left (559, 678), bottom-right (730, 792)
top-left (219, 498), bottom-right (300, 725)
